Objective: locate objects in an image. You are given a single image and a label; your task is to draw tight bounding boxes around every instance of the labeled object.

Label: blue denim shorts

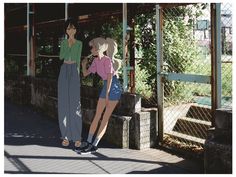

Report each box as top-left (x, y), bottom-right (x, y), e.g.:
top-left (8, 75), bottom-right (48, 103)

top-left (99, 76), bottom-right (122, 101)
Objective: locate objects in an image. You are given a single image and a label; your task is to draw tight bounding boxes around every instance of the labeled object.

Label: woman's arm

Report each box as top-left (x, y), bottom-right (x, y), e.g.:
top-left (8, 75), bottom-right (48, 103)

top-left (82, 58), bottom-right (90, 77)
top-left (106, 73), bottom-right (112, 102)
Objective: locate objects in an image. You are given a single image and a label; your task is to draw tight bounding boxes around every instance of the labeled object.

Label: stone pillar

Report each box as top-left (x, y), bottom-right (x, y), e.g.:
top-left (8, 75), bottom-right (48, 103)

top-left (204, 108), bottom-right (232, 174)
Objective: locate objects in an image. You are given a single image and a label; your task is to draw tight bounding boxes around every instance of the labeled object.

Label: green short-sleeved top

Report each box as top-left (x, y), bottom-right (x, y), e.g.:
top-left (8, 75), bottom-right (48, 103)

top-left (59, 39), bottom-right (83, 64)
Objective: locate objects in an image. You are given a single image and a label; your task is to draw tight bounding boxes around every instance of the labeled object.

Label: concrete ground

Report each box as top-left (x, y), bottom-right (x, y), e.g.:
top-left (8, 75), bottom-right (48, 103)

top-left (4, 99), bottom-right (204, 174)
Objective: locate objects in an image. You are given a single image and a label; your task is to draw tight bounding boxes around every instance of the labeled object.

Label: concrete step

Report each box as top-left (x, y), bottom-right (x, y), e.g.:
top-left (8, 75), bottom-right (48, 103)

top-left (215, 108), bottom-right (232, 130)
top-left (173, 117), bottom-right (211, 139)
top-left (166, 130), bottom-right (205, 146)
top-left (186, 105), bottom-right (212, 121)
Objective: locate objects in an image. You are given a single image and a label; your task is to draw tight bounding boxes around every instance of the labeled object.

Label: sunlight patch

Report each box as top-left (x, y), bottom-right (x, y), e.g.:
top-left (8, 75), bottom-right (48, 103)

top-left (63, 116), bottom-right (67, 127)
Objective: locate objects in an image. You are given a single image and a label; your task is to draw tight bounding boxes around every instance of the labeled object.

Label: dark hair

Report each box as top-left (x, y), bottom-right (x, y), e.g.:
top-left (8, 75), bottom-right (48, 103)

top-left (64, 18), bottom-right (79, 36)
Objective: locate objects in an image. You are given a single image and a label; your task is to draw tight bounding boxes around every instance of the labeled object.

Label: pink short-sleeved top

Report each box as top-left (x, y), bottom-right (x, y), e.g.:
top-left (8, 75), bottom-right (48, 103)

top-left (88, 56), bottom-right (115, 80)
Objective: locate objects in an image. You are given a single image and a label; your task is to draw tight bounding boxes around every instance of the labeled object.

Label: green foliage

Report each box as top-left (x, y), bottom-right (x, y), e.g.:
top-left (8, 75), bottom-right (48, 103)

top-left (5, 56), bottom-right (27, 78)
top-left (134, 4), bottom-right (212, 105)
top-left (135, 12), bottom-right (157, 94)
top-left (163, 19), bottom-right (202, 100)
top-left (101, 21), bottom-right (123, 59)
top-left (135, 62), bottom-right (152, 99)
top-left (5, 57), bottom-right (18, 74)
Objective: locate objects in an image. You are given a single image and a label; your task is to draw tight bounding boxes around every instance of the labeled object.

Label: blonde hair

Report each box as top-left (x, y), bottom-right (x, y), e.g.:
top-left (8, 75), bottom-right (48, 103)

top-left (106, 38), bottom-right (121, 72)
top-left (89, 37), bottom-right (108, 53)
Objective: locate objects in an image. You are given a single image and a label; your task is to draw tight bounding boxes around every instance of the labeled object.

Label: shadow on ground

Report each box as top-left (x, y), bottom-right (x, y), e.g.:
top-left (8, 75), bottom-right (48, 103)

top-left (4, 98), bottom-right (116, 149)
top-left (4, 98), bottom-right (204, 174)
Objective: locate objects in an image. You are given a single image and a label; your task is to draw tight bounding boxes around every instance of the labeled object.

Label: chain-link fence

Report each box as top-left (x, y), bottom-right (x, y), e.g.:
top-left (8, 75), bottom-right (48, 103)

top-left (221, 3), bottom-right (232, 109)
top-left (135, 4), bottom-right (232, 106)
top-left (135, 3), bottom-right (232, 154)
top-left (161, 4), bottom-right (212, 153)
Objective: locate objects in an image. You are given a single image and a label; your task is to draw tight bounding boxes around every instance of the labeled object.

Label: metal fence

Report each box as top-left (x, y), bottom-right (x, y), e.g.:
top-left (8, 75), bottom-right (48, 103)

top-left (135, 3), bottom-right (232, 153)
top-left (161, 4), bottom-right (212, 152)
top-left (135, 3), bottom-right (232, 107)
top-left (221, 3), bottom-right (232, 109)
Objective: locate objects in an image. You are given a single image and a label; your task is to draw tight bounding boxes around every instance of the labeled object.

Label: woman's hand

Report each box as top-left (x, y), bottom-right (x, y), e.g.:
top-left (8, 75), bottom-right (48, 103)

top-left (105, 74), bottom-right (112, 107)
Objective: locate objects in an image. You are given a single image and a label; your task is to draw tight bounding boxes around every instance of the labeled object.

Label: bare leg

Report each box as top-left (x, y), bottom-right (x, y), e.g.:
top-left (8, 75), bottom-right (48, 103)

top-left (88, 98), bottom-right (106, 135)
top-left (96, 100), bottom-right (118, 140)
top-left (79, 100), bottom-right (119, 154)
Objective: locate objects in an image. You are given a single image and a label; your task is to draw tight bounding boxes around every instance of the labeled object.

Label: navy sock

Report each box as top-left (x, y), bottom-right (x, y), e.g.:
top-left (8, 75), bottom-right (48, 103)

top-left (87, 133), bottom-right (93, 144)
top-left (92, 137), bottom-right (100, 147)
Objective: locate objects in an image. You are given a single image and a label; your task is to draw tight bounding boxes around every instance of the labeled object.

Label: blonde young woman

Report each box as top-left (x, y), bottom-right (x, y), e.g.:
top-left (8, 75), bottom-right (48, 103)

top-left (76, 37), bottom-right (122, 154)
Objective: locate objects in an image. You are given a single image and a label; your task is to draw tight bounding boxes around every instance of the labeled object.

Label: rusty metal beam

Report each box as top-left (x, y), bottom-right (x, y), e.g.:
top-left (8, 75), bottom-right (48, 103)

top-left (30, 3), bottom-right (36, 77)
top-left (210, 3), bottom-right (221, 127)
top-left (129, 5), bottom-right (135, 94)
top-left (27, 3), bottom-right (30, 76)
top-left (123, 3), bottom-right (128, 92)
top-left (156, 4), bottom-right (164, 142)
top-left (5, 25), bottom-right (27, 32)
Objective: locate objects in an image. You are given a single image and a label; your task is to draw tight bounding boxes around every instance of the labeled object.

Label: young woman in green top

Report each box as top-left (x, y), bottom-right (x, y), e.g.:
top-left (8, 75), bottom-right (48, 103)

top-left (58, 18), bottom-right (83, 148)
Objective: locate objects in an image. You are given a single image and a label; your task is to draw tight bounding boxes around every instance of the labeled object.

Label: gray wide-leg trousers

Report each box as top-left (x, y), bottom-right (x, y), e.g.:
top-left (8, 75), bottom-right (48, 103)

top-left (58, 63), bottom-right (82, 142)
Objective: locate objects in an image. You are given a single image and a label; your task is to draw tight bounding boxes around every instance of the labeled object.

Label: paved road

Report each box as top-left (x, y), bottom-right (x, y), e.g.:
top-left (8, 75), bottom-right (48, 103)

top-left (4, 99), bottom-right (204, 174)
